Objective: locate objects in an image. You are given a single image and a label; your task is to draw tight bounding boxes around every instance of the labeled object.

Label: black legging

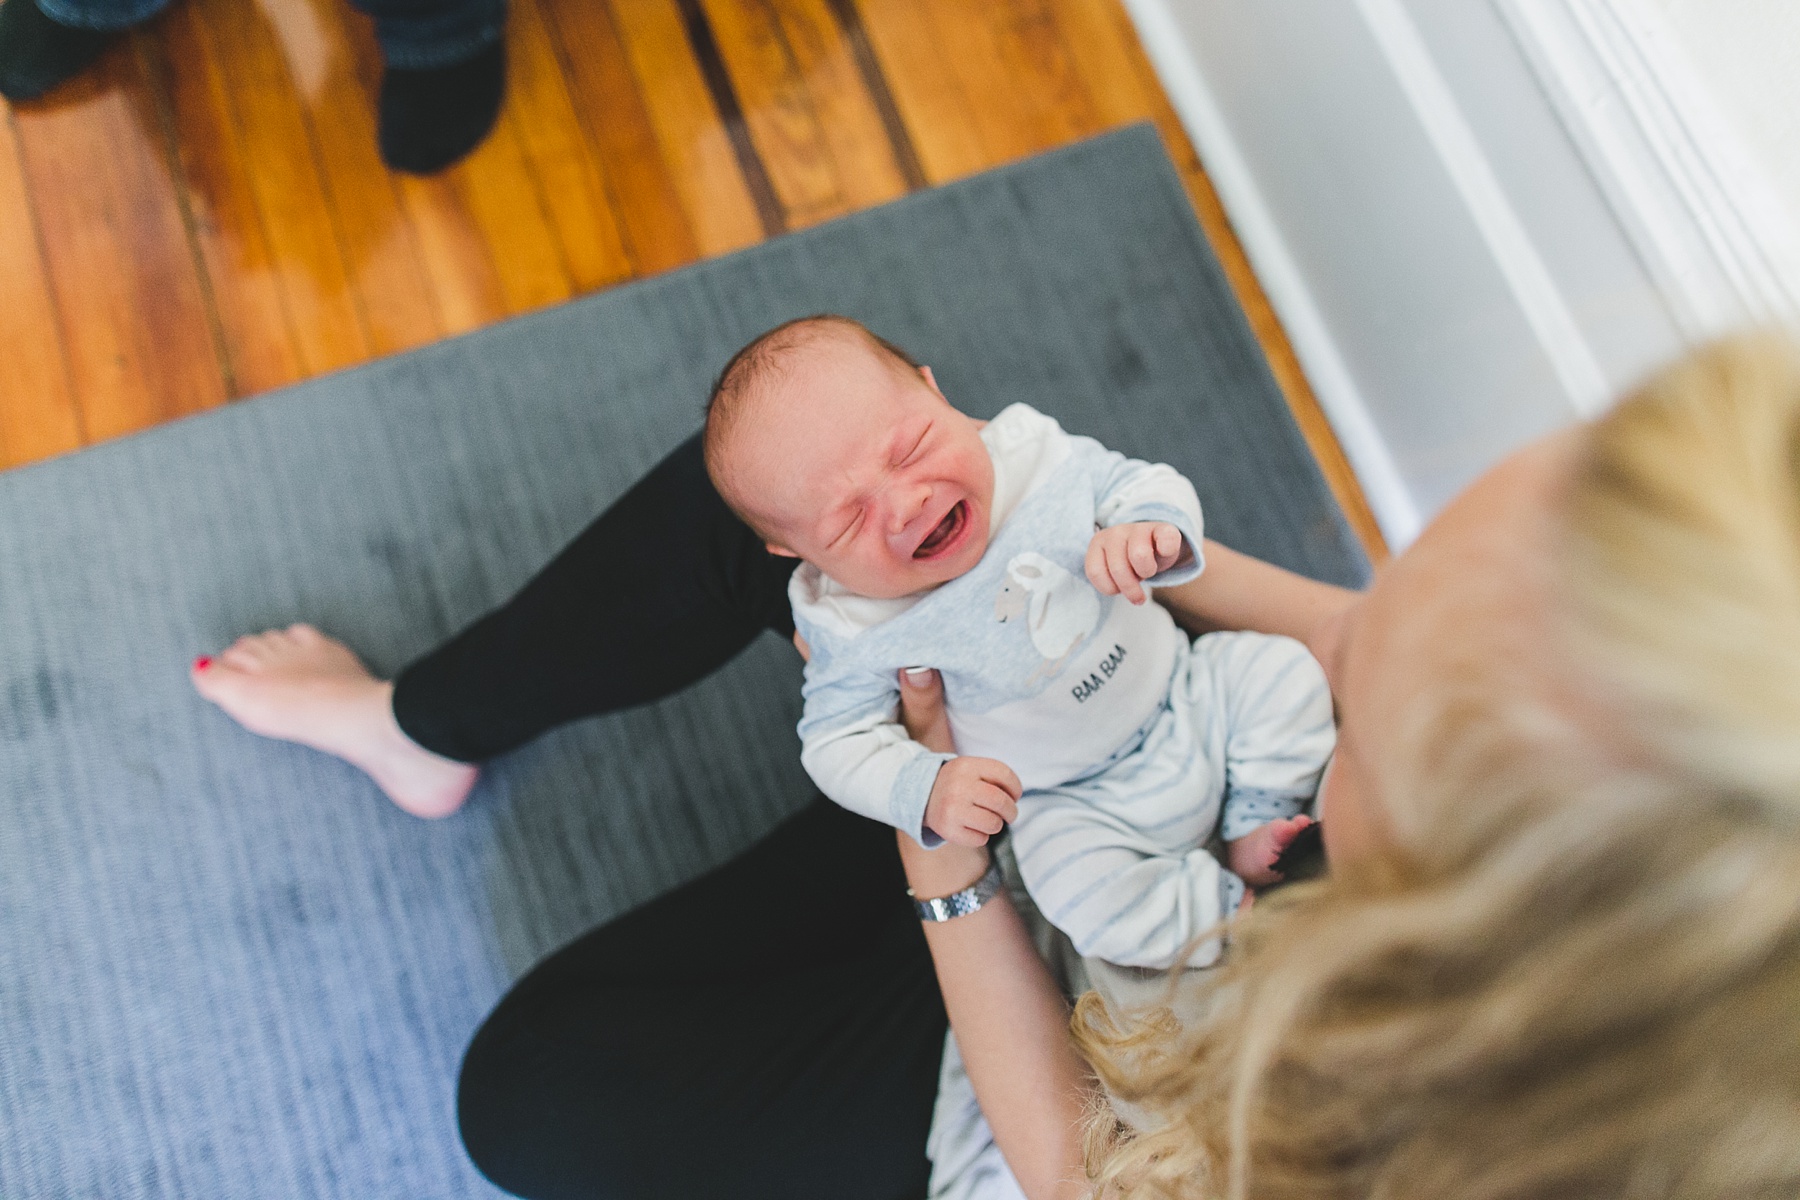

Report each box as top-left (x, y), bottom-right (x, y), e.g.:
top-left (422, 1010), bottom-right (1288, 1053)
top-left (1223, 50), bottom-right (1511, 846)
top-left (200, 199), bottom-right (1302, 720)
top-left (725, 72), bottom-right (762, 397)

top-left (391, 433), bottom-right (797, 763)
top-left (395, 435), bottom-right (948, 1200)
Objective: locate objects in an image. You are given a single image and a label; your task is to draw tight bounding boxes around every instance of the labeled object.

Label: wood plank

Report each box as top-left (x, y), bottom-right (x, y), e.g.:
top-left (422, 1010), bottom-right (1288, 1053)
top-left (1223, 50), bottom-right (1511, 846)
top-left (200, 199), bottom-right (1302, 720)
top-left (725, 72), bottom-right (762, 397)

top-left (608, 0), bottom-right (765, 256)
top-left (1046, 0), bottom-right (1216, 202)
top-left (771, 0), bottom-right (915, 206)
top-left (917, 0), bottom-right (1101, 165)
top-left (333, 29), bottom-right (508, 335)
top-left (1055, 0), bottom-right (1388, 560)
top-left (150, 2), bottom-right (305, 398)
top-left (434, 107), bottom-right (578, 318)
top-left (1049, 0), bottom-right (1168, 130)
top-left (849, 0), bottom-right (992, 184)
top-left (360, 19), bottom-right (581, 322)
top-left (670, 0), bottom-right (782, 235)
top-left (9, 39), bottom-right (227, 444)
top-left (507, 0), bottom-right (635, 293)
top-left (390, 171), bottom-right (512, 335)
top-left (0, 111), bottom-right (83, 468)
top-left (286, 6), bottom-right (445, 360)
top-left (701, 0), bottom-right (842, 228)
top-left (337, 22), bottom-right (571, 326)
top-left (177, 0), bottom-right (372, 379)
top-left (540, 0), bottom-right (699, 275)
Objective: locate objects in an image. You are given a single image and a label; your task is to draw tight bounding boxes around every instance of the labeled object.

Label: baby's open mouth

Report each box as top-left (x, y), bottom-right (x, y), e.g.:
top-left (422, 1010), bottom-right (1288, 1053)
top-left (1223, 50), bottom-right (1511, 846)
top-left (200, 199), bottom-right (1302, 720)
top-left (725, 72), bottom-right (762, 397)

top-left (914, 501), bottom-right (966, 559)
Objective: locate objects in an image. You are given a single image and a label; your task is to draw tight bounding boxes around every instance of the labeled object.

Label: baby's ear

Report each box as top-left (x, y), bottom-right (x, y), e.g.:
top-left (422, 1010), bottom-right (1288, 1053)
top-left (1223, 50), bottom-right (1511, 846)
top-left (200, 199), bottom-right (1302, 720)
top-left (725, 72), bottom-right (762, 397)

top-left (765, 542), bottom-right (801, 559)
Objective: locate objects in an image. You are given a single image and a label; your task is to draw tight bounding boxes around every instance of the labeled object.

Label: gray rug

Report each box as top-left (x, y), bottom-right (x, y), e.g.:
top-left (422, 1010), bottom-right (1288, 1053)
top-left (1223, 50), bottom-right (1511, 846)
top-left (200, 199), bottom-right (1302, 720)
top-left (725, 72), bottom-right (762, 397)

top-left (0, 124), bottom-right (1367, 1198)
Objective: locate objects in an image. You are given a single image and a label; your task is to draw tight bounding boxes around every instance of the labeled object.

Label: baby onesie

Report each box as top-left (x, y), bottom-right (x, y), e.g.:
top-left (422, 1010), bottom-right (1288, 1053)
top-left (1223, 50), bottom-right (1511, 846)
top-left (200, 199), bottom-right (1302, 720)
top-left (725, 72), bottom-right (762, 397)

top-left (791, 403), bottom-right (1334, 970)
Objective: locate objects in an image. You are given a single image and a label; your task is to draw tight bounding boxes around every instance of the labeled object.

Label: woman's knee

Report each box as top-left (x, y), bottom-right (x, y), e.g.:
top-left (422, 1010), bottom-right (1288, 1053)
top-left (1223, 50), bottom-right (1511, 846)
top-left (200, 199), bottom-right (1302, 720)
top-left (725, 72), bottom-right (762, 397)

top-left (456, 1012), bottom-right (540, 1197)
top-left (455, 999), bottom-right (618, 1200)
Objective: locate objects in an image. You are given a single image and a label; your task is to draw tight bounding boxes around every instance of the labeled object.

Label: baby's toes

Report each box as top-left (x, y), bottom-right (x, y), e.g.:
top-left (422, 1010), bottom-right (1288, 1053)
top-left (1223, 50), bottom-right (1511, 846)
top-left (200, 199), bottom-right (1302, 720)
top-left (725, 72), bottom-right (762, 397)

top-left (1268, 818), bottom-right (1306, 850)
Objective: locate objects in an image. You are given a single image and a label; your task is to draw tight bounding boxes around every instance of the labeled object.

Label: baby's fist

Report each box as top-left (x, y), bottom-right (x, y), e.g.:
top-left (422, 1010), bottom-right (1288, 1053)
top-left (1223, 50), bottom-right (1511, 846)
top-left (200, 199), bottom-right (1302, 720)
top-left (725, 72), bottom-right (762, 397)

top-left (1086, 522), bottom-right (1186, 604)
top-left (924, 756), bottom-right (1023, 847)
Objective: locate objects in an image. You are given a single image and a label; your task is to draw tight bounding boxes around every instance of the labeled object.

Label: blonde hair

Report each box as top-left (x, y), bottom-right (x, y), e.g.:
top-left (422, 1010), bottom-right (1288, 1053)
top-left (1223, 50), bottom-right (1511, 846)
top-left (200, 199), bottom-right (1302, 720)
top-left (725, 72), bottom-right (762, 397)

top-left (1076, 334), bottom-right (1800, 1199)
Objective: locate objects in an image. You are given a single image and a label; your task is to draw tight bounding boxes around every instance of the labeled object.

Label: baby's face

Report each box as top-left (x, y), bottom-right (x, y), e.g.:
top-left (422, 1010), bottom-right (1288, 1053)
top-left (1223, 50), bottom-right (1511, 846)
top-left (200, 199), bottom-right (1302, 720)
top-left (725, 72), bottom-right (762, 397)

top-left (729, 340), bottom-right (994, 598)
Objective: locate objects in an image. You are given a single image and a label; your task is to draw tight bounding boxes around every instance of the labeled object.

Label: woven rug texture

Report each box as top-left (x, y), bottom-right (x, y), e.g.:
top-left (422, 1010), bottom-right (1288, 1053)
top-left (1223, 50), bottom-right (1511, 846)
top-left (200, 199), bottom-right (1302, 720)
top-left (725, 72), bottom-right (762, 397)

top-left (0, 125), bottom-right (1367, 1198)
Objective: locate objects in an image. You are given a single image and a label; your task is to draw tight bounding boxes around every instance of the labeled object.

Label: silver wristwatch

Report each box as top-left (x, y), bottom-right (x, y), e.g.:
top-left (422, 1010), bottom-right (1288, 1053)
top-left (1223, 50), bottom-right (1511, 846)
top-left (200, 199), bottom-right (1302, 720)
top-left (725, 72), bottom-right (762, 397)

top-left (910, 857), bottom-right (1006, 922)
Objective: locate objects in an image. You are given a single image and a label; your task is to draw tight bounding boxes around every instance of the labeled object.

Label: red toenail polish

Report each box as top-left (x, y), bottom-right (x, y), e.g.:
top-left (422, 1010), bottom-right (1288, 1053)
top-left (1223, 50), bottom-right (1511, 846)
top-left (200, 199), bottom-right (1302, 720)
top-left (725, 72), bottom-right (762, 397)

top-left (194, 656), bottom-right (213, 671)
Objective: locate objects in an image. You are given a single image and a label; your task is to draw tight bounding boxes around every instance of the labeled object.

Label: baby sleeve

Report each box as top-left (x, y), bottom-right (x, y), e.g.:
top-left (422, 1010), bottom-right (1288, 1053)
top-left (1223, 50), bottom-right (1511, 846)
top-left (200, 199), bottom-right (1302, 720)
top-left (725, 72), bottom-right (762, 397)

top-left (795, 626), bottom-right (952, 847)
top-left (1080, 437), bottom-right (1205, 588)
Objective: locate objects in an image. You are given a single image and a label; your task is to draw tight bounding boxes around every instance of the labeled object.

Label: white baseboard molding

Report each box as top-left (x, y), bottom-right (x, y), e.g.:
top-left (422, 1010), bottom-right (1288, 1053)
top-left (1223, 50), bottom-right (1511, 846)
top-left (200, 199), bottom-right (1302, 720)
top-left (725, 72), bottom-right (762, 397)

top-left (1356, 0), bottom-right (1612, 417)
top-left (1496, 0), bottom-right (1800, 335)
top-left (1121, 0), bottom-right (1425, 548)
top-left (1122, 0), bottom-right (1799, 550)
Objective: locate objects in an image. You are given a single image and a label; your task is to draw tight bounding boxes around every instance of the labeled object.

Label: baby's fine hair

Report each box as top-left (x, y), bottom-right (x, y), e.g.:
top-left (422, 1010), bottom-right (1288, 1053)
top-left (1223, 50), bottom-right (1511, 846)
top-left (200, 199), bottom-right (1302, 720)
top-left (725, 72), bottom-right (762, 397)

top-left (702, 314), bottom-right (922, 532)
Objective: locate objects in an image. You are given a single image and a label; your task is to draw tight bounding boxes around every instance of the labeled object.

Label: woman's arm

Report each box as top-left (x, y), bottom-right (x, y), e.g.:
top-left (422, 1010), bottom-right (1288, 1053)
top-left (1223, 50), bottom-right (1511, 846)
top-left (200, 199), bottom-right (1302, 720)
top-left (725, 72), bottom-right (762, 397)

top-left (1159, 539), bottom-right (1361, 692)
top-left (896, 670), bottom-right (1094, 1200)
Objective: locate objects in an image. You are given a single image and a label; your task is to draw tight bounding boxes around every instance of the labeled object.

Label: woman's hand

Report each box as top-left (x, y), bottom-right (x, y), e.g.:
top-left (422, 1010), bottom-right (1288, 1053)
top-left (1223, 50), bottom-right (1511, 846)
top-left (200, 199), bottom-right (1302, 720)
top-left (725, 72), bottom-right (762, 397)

top-left (899, 665), bottom-right (954, 752)
top-left (893, 666), bottom-right (1091, 1200)
top-left (897, 667), bottom-right (995, 893)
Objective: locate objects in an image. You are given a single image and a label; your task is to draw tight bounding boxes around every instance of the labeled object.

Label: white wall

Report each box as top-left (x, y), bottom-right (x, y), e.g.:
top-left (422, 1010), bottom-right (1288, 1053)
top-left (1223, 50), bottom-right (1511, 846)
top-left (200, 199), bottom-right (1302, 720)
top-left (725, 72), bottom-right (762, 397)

top-left (1124, 0), bottom-right (1799, 546)
top-left (1646, 0), bottom-right (1800, 236)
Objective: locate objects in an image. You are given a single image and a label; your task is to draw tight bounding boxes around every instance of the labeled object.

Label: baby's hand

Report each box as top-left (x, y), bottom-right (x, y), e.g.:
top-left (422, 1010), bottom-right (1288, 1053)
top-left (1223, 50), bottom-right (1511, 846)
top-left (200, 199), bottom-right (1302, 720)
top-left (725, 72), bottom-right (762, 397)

top-left (924, 756), bottom-right (1023, 848)
top-left (1085, 522), bottom-right (1186, 605)
top-left (1226, 815), bottom-right (1314, 889)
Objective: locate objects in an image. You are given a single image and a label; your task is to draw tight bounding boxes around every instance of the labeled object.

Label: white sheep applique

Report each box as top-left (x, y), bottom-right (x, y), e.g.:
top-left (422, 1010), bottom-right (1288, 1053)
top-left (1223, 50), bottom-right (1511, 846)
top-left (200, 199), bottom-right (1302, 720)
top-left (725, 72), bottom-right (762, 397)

top-left (994, 551), bottom-right (1102, 685)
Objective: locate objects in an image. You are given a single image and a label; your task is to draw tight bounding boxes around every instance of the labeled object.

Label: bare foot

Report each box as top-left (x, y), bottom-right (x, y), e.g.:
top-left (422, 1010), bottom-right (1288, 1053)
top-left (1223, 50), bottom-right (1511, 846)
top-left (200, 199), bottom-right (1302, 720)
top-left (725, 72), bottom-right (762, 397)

top-left (191, 623), bottom-right (479, 819)
top-left (1226, 815), bottom-right (1314, 889)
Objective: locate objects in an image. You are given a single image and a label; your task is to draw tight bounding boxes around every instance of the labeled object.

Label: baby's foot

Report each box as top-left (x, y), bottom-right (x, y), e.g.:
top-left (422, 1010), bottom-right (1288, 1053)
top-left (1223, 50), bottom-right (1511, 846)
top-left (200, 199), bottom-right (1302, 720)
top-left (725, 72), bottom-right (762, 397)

top-left (191, 623), bottom-right (478, 819)
top-left (1226, 815), bottom-right (1314, 889)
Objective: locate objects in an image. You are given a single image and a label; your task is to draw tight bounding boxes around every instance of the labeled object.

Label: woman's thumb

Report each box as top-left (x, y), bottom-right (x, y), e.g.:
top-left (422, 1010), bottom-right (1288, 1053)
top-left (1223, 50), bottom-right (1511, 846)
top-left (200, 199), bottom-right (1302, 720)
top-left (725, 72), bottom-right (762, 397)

top-left (901, 665), bottom-right (940, 690)
top-left (898, 666), bottom-right (954, 752)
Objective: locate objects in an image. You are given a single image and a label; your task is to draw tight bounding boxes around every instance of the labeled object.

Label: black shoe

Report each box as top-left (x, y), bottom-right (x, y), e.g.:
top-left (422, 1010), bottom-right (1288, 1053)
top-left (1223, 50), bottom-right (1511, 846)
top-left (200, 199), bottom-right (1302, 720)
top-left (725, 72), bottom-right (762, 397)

top-left (378, 39), bottom-right (505, 175)
top-left (0, 0), bottom-right (115, 102)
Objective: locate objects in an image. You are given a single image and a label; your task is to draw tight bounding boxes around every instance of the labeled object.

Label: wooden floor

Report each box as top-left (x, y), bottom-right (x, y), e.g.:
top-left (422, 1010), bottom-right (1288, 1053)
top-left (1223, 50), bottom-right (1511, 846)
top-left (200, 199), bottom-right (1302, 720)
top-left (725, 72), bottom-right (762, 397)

top-left (0, 0), bottom-right (1384, 558)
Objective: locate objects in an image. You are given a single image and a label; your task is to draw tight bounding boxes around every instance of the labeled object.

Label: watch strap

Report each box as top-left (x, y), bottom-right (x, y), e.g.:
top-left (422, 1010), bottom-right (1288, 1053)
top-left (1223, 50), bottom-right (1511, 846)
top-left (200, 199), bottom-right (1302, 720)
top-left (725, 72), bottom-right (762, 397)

top-left (910, 857), bottom-right (1005, 922)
